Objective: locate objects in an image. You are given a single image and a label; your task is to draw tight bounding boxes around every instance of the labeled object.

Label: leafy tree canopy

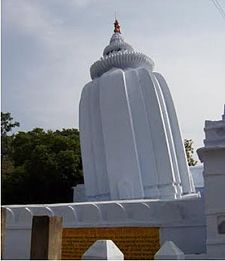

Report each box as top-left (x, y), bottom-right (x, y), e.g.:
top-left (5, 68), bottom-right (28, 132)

top-left (2, 127), bottom-right (83, 205)
top-left (1, 112), bottom-right (20, 137)
top-left (1, 112), bottom-right (20, 159)
top-left (184, 139), bottom-right (198, 166)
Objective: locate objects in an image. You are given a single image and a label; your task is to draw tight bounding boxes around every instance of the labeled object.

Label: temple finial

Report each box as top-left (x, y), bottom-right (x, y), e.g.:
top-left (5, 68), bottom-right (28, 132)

top-left (114, 18), bottom-right (121, 33)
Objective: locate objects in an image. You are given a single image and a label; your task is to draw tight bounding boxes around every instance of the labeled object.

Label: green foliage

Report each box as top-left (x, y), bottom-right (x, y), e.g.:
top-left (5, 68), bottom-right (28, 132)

top-left (1, 112), bottom-right (19, 191)
top-left (2, 127), bottom-right (83, 205)
top-left (1, 112), bottom-right (20, 159)
top-left (1, 112), bottom-right (20, 137)
top-left (184, 139), bottom-right (198, 166)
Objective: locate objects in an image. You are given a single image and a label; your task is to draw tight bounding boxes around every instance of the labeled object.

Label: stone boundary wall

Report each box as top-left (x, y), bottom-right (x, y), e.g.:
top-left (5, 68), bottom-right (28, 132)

top-left (3, 196), bottom-right (206, 259)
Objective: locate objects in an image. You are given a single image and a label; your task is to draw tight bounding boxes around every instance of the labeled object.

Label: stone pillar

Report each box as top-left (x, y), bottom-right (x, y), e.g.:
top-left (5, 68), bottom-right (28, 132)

top-left (30, 216), bottom-right (63, 260)
top-left (197, 105), bottom-right (225, 259)
top-left (82, 240), bottom-right (124, 260)
top-left (1, 208), bottom-right (6, 259)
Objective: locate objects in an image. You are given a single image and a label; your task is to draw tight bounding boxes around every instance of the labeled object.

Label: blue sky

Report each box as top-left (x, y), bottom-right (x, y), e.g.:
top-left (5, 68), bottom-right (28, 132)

top-left (2, 0), bottom-right (225, 155)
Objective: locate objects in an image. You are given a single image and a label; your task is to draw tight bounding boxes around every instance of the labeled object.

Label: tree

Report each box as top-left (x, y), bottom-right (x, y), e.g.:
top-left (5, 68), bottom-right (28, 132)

top-left (1, 112), bottom-right (20, 187)
top-left (1, 112), bottom-right (20, 137)
top-left (2, 128), bottom-right (83, 205)
top-left (184, 139), bottom-right (198, 166)
top-left (1, 112), bottom-right (20, 160)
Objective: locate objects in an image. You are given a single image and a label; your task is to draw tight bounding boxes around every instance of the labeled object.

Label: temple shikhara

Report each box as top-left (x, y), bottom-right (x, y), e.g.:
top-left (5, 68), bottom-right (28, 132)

top-left (79, 20), bottom-right (196, 201)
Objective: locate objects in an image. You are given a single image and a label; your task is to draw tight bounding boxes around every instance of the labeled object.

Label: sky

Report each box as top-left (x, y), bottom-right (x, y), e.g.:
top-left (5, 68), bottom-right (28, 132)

top-left (2, 0), bottom-right (225, 158)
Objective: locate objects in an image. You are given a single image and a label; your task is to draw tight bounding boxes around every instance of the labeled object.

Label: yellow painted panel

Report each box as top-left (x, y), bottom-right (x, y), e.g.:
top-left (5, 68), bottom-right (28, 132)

top-left (62, 227), bottom-right (160, 260)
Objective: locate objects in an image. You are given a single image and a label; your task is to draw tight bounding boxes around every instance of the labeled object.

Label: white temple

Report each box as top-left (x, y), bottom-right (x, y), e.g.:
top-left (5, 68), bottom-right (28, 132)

top-left (79, 20), bottom-right (196, 201)
top-left (3, 20), bottom-right (225, 260)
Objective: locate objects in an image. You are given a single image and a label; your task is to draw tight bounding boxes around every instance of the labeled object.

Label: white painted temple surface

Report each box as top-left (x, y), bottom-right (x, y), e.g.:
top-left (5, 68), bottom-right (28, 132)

top-left (197, 105), bottom-right (225, 259)
top-left (79, 20), bottom-right (196, 201)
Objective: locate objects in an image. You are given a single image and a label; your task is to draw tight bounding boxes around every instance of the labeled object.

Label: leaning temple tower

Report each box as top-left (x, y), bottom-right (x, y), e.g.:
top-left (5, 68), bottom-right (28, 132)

top-left (79, 20), bottom-right (196, 201)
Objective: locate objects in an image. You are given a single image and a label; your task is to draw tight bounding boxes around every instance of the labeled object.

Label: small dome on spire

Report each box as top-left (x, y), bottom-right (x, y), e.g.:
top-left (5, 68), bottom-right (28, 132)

top-left (103, 19), bottom-right (133, 57)
top-left (90, 20), bottom-right (155, 79)
top-left (114, 19), bottom-right (121, 33)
